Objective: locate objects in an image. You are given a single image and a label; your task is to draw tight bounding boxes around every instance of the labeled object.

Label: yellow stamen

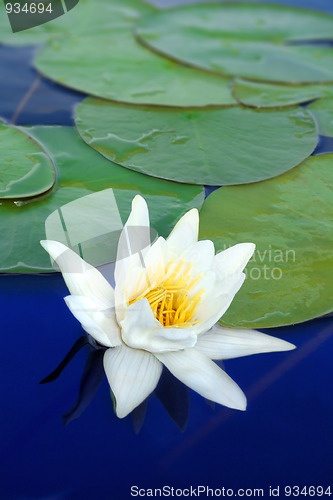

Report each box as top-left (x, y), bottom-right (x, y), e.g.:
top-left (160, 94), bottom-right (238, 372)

top-left (129, 259), bottom-right (204, 328)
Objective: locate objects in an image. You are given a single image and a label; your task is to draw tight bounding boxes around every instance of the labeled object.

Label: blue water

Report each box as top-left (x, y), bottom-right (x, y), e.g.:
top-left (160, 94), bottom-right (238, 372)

top-left (155, 0), bottom-right (333, 12)
top-left (1, 274), bottom-right (332, 499)
top-left (0, 45), bottom-right (84, 126)
top-left (1, 1), bottom-right (333, 498)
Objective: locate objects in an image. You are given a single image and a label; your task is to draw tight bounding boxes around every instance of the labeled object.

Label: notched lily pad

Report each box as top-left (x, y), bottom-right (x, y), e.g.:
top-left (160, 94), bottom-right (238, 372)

top-left (199, 154), bottom-right (333, 328)
top-left (34, 31), bottom-right (236, 108)
top-left (0, 126), bottom-right (204, 272)
top-left (75, 98), bottom-right (318, 186)
top-left (136, 3), bottom-right (333, 83)
top-left (0, 121), bottom-right (55, 199)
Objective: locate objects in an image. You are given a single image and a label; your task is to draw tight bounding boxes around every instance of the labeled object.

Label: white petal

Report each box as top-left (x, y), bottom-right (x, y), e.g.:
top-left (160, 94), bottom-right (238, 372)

top-left (114, 237), bottom-right (168, 323)
top-left (103, 345), bottom-right (162, 418)
top-left (196, 324), bottom-right (296, 360)
top-left (121, 299), bottom-right (197, 353)
top-left (115, 195), bottom-right (151, 292)
top-left (125, 194), bottom-right (150, 228)
top-left (192, 244), bottom-right (254, 333)
top-left (156, 348), bottom-right (246, 411)
top-left (186, 270), bottom-right (216, 299)
top-left (40, 240), bottom-right (114, 309)
top-left (139, 237), bottom-right (168, 288)
top-left (121, 237), bottom-right (168, 303)
top-left (167, 208), bottom-right (199, 256)
top-left (214, 243), bottom-right (255, 282)
top-left (180, 240), bottom-right (215, 275)
top-left (114, 285), bottom-right (128, 324)
top-left (64, 295), bottom-right (121, 347)
top-left (193, 272), bottom-right (246, 334)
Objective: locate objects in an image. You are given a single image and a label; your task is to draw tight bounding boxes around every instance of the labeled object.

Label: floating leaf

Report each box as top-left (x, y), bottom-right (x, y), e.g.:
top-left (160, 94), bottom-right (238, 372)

top-left (136, 3), bottom-right (333, 83)
top-left (34, 31), bottom-right (236, 107)
top-left (233, 78), bottom-right (333, 108)
top-left (0, 126), bottom-right (203, 272)
top-left (308, 98), bottom-right (333, 137)
top-left (0, 121), bottom-right (55, 198)
top-left (0, 0), bottom-right (155, 45)
top-left (199, 154), bottom-right (333, 328)
top-left (75, 98), bottom-right (317, 186)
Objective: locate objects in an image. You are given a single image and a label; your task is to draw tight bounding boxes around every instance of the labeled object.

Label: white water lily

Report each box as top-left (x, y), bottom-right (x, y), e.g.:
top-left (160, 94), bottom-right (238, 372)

top-left (41, 195), bottom-right (295, 418)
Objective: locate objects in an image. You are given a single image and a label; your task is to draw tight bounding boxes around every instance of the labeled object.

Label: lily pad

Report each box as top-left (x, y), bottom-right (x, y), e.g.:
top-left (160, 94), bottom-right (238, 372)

top-left (0, 126), bottom-right (204, 272)
top-left (233, 78), bottom-right (333, 108)
top-left (34, 31), bottom-right (236, 107)
top-left (75, 98), bottom-right (318, 186)
top-left (199, 154), bottom-right (333, 328)
top-left (307, 98), bottom-right (333, 137)
top-left (136, 3), bottom-right (333, 83)
top-left (0, 0), bottom-right (155, 46)
top-left (0, 121), bottom-right (55, 198)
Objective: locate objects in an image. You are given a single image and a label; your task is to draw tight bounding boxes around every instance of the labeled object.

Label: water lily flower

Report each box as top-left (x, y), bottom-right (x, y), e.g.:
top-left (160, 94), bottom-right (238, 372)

top-left (41, 195), bottom-right (295, 418)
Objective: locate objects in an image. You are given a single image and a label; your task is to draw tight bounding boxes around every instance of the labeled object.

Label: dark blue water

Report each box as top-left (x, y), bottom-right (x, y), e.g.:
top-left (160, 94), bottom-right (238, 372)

top-left (1, 274), bottom-right (332, 499)
top-left (155, 0), bottom-right (333, 11)
top-left (261, 0), bottom-right (333, 9)
top-left (1, 1), bottom-right (333, 499)
top-left (0, 45), bottom-right (84, 126)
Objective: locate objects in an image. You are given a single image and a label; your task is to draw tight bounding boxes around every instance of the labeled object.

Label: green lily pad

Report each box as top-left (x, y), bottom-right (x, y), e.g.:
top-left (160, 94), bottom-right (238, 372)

top-left (307, 98), bottom-right (333, 137)
top-left (0, 126), bottom-right (203, 272)
top-left (233, 79), bottom-right (333, 108)
top-left (136, 3), bottom-right (333, 83)
top-left (0, 121), bottom-right (55, 199)
top-left (34, 30), bottom-right (236, 107)
top-left (199, 154), bottom-right (333, 328)
top-left (75, 98), bottom-right (318, 186)
top-left (0, 0), bottom-right (155, 46)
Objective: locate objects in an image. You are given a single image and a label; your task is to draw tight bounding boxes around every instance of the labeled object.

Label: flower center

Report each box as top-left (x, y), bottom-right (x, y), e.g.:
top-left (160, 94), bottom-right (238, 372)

top-left (131, 260), bottom-right (204, 328)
